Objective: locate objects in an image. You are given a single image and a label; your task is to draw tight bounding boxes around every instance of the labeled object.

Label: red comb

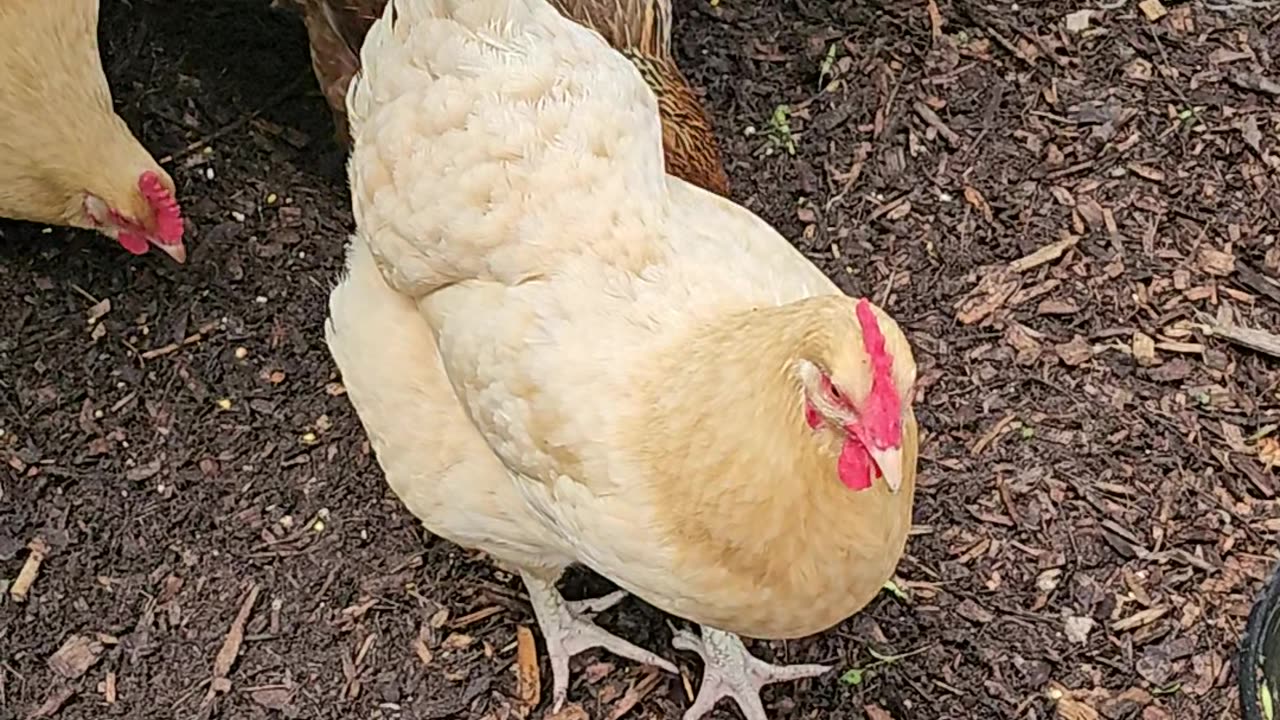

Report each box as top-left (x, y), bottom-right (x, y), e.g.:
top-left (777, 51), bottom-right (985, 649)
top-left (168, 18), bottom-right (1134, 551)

top-left (138, 171), bottom-right (184, 245)
top-left (855, 298), bottom-right (901, 449)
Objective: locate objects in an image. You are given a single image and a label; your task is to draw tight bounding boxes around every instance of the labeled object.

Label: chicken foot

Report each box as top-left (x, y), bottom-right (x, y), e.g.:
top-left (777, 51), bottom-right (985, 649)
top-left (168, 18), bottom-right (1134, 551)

top-left (520, 570), bottom-right (678, 710)
top-left (673, 626), bottom-right (831, 720)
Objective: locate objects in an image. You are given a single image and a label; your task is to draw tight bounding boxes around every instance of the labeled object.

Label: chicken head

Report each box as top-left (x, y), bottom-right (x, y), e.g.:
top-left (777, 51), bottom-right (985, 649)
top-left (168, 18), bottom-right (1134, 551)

top-left (799, 297), bottom-right (911, 494)
top-left (81, 169), bottom-right (186, 263)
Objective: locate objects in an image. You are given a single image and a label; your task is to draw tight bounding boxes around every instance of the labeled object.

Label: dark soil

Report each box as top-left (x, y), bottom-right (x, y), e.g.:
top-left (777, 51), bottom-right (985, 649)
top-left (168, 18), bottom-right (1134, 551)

top-left (3, 1), bottom-right (1279, 719)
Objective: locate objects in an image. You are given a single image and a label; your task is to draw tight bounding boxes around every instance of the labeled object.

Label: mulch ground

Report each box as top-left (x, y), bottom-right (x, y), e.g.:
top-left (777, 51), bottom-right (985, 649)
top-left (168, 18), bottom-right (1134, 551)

top-left (3, 0), bottom-right (1280, 718)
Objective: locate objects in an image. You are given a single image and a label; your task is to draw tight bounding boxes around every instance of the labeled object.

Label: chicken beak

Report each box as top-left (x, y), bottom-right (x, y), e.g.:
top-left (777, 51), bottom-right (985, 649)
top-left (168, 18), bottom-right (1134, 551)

top-left (154, 241), bottom-right (187, 264)
top-left (871, 446), bottom-right (905, 494)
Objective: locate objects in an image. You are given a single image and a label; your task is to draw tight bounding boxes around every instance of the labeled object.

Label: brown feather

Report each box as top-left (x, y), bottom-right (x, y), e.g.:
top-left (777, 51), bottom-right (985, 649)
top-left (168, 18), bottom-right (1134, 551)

top-left (277, 0), bottom-right (730, 197)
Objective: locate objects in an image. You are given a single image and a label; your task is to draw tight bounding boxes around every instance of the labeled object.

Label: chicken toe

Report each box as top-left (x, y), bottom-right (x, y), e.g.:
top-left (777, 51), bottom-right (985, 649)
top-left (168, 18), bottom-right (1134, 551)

top-left (521, 570), bottom-right (678, 711)
top-left (673, 627), bottom-right (832, 720)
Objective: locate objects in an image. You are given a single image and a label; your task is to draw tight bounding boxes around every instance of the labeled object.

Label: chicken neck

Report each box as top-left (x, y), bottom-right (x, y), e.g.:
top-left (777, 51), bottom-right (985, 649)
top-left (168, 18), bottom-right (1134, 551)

top-left (620, 294), bottom-right (917, 639)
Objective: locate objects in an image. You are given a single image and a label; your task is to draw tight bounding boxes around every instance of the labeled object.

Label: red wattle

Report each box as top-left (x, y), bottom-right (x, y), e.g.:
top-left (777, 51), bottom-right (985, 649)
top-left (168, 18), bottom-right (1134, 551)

top-left (837, 438), bottom-right (873, 491)
top-left (117, 232), bottom-right (149, 255)
top-left (804, 401), bottom-right (822, 429)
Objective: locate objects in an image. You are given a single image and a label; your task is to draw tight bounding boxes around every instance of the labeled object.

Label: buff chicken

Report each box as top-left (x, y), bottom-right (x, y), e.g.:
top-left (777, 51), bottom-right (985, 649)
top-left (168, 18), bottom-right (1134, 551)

top-left (273, 0), bottom-right (730, 196)
top-left (0, 0), bottom-right (185, 262)
top-left (324, 1), bottom-right (920, 718)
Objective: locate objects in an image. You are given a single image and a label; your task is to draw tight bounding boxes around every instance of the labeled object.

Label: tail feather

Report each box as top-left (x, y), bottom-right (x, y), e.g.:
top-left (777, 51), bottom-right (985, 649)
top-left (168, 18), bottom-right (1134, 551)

top-left (547, 0), bottom-right (670, 57)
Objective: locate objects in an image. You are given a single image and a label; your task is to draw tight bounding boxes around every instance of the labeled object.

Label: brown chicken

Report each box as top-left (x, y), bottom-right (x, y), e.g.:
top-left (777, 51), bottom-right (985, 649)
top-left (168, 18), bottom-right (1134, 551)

top-left (273, 0), bottom-right (730, 196)
top-left (0, 0), bottom-right (186, 262)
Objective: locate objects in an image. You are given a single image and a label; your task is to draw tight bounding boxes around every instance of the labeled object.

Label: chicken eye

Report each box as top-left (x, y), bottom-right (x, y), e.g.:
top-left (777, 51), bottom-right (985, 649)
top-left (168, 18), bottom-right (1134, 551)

top-left (830, 384), bottom-right (844, 402)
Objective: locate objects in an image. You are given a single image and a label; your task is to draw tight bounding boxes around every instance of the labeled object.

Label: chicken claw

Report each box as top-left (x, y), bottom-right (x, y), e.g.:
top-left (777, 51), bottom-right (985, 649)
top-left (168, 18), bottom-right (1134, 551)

top-left (521, 570), bottom-right (678, 711)
top-left (673, 627), bottom-right (832, 720)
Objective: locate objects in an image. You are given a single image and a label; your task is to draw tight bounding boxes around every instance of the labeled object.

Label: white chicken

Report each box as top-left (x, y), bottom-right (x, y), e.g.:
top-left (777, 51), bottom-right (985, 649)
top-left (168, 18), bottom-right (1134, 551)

top-left (325, 1), bottom-right (920, 718)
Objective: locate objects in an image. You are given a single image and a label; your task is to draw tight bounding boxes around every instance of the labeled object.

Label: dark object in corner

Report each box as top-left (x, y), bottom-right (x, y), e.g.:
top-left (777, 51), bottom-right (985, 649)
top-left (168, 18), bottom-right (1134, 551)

top-left (1241, 562), bottom-right (1280, 720)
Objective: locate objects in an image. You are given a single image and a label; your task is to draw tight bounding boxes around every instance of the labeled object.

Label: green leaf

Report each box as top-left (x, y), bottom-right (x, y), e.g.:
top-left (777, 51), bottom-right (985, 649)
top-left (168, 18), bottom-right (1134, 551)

top-left (839, 668), bottom-right (865, 686)
top-left (1263, 679), bottom-right (1274, 720)
top-left (881, 579), bottom-right (909, 602)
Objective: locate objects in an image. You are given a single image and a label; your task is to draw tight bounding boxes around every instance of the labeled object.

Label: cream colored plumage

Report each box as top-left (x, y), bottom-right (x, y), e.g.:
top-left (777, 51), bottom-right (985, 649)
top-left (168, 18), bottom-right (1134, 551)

top-left (326, 1), bottom-right (920, 718)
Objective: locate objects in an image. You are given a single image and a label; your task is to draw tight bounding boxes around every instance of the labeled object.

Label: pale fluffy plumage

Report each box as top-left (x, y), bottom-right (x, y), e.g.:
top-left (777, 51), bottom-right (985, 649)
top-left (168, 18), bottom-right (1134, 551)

top-left (329, 0), bottom-right (919, 713)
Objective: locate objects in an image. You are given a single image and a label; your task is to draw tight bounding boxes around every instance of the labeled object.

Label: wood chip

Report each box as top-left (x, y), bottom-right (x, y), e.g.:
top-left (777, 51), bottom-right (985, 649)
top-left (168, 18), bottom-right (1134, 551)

top-left (1010, 234), bottom-right (1080, 273)
top-left (1197, 247), bottom-right (1236, 277)
top-left (26, 686), bottom-right (75, 720)
top-left (1155, 340), bottom-right (1204, 353)
top-left (963, 185), bottom-right (994, 223)
top-left (48, 635), bottom-right (104, 680)
top-left (1230, 71), bottom-right (1280, 97)
top-left (1132, 332), bottom-right (1157, 367)
top-left (926, 0), bottom-right (943, 40)
top-left (515, 626), bottom-right (540, 712)
top-left (449, 605), bottom-right (503, 628)
top-left (201, 583), bottom-right (260, 708)
top-left (1138, 0), bottom-right (1167, 22)
top-left (85, 298), bottom-right (111, 324)
top-left (412, 624), bottom-right (434, 667)
top-left (1201, 319), bottom-right (1280, 359)
top-left (10, 537), bottom-right (49, 603)
top-left (607, 667), bottom-right (663, 720)
top-left (913, 101), bottom-right (961, 147)
top-left (1126, 163), bottom-right (1165, 182)
top-left (545, 705), bottom-right (589, 720)
top-left (1055, 695), bottom-right (1100, 720)
top-left (1064, 10), bottom-right (1092, 34)
top-left (1112, 606), bottom-right (1169, 631)
top-left (1056, 335), bottom-right (1093, 366)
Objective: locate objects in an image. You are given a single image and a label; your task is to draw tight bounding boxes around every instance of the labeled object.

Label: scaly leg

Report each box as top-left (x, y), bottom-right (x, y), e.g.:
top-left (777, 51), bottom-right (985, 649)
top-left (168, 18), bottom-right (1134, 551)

top-left (673, 626), bottom-right (831, 720)
top-left (520, 570), bottom-right (678, 711)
